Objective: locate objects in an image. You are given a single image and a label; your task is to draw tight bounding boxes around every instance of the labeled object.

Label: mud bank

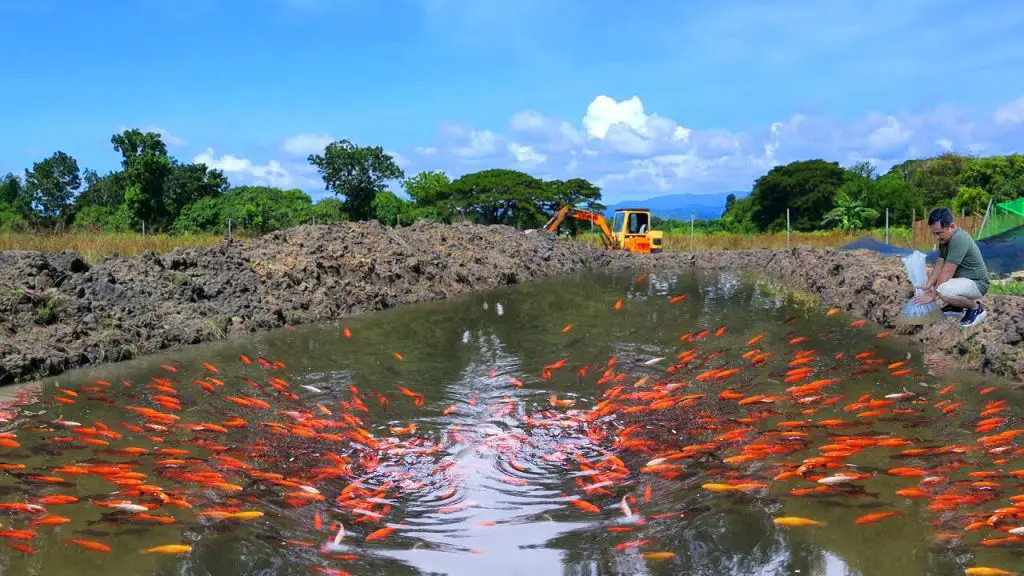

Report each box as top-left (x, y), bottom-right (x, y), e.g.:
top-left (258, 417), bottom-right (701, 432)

top-left (638, 248), bottom-right (1024, 382)
top-left (0, 222), bottom-right (621, 386)
top-left (1, 222), bottom-right (1021, 386)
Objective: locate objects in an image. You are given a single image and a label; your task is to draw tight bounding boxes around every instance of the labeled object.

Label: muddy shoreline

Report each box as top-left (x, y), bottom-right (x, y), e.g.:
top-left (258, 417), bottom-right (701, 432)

top-left (640, 249), bottom-right (1024, 382)
top-left (1, 222), bottom-right (1021, 386)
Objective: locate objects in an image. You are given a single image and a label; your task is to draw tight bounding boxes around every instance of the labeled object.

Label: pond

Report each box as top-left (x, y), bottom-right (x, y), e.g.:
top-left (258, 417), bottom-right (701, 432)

top-left (0, 270), bottom-right (1020, 576)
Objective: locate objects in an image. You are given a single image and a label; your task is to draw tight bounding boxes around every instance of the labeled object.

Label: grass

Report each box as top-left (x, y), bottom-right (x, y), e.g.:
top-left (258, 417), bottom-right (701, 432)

top-left (577, 227), bottom-right (919, 252)
top-left (989, 278), bottom-right (1024, 296)
top-left (0, 232), bottom-right (233, 262)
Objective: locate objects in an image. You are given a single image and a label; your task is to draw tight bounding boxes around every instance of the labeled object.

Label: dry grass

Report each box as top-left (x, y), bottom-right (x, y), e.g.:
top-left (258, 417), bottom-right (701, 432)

top-left (578, 228), bottom-right (919, 252)
top-left (0, 232), bottom-right (234, 262)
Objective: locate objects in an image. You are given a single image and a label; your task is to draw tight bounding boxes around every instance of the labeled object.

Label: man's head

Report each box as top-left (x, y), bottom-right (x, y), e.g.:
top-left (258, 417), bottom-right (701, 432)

top-left (928, 208), bottom-right (957, 242)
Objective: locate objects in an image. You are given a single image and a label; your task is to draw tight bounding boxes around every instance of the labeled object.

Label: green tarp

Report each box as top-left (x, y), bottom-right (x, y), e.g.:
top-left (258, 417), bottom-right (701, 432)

top-left (979, 198), bottom-right (1024, 240)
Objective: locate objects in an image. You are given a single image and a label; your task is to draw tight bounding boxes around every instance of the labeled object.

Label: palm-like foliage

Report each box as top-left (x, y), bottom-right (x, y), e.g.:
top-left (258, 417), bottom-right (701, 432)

top-left (822, 192), bottom-right (879, 231)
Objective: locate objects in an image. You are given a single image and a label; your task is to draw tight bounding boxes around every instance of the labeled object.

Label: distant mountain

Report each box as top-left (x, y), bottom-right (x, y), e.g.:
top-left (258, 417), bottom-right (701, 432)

top-left (604, 192), bottom-right (747, 221)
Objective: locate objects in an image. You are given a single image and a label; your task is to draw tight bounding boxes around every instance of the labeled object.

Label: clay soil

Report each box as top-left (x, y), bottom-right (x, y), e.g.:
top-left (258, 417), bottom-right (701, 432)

top-left (1, 222), bottom-right (1021, 386)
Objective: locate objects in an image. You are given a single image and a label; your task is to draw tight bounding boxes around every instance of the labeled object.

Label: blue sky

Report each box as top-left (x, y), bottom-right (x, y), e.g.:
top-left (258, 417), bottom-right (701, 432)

top-left (3, 0), bottom-right (1024, 203)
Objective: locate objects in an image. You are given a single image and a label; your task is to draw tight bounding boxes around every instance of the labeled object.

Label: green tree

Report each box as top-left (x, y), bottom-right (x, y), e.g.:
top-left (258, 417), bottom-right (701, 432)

top-left (546, 177), bottom-right (604, 235)
top-left (911, 152), bottom-right (967, 207)
top-left (0, 173), bottom-right (32, 231)
top-left (860, 172), bottom-right (923, 227)
top-left (952, 185), bottom-right (990, 216)
top-left (371, 190), bottom-right (416, 226)
top-left (112, 129), bottom-right (174, 229)
top-left (821, 191), bottom-right (879, 231)
top-left (76, 169), bottom-right (126, 209)
top-left (445, 169), bottom-right (556, 228)
top-left (0, 173), bottom-right (33, 218)
top-left (0, 173), bottom-right (22, 206)
top-left (24, 151), bottom-right (81, 225)
top-left (173, 186), bottom-right (314, 234)
top-left (722, 193), bottom-right (736, 216)
top-left (308, 139), bottom-right (405, 221)
top-left (69, 205), bottom-right (132, 233)
top-left (549, 178), bottom-right (604, 211)
top-left (403, 170), bottom-right (451, 207)
top-left (163, 162), bottom-right (229, 219)
top-left (747, 160), bottom-right (846, 231)
top-left (311, 197), bottom-right (347, 224)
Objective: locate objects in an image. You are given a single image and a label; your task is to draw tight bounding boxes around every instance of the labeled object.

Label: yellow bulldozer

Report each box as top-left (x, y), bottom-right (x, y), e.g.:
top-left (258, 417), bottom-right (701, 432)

top-left (543, 206), bottom-right (663, 254)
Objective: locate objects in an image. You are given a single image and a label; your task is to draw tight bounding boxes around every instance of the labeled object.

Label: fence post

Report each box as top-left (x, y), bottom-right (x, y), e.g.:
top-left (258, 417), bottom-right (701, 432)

top-left (885, 208), bottom-right (889, 245)
top-left (786, 208), bottom-right (791, 249)
top-left (911, 208), bottom-right (916, 249)
top-left (312, 215), bottom-right (316, 226)
top-left (690, 211), bottom-right (695, 253)
top-left (978, 198), bottom-right (994, 239)
top-left (142, 221), bottom-right (146, 238)
top-left (228, 218), bottom-right (233, 241)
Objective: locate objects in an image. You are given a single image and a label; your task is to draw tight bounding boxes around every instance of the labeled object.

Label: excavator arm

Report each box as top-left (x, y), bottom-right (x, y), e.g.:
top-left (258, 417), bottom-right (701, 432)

top-left (543, 206), bottom-right (618, 250)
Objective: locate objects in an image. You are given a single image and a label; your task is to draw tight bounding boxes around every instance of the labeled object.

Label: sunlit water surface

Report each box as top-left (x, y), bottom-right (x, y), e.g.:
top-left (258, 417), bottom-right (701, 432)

top-left (0, 270), bottom-right (1020, 576)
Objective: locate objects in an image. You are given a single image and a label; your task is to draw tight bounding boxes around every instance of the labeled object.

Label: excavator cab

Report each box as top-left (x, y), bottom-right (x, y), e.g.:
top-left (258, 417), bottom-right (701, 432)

top-left (610, 209), bottom-right (663, 253)
top-left (543, 205), bottom-right (662, 254)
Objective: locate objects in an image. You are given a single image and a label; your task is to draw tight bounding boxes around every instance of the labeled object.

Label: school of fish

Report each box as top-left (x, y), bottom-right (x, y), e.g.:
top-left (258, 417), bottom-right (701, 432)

top-left (0, 273), bottom-right (1020, 576)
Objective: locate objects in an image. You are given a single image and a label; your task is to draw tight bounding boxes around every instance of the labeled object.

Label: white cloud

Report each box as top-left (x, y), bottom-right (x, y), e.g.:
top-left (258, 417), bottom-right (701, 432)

top-left (507, 142), bottom-right (545, 166)
top-left (580, 95), bottom-right (694, 157)
top-left (583, 95), bottom-right (650, 139)
top-left (282, 133), bottom-right (333, 157)
top-left (994, 97), bottom-right (1024, 125)
top-left (867, 116), bottom-right (912, 151)
top-left (388, 150), bottom-right (410, 169)
top-left (404, 93), bottom-right (1024, 203)
top-left (438, 123), bottom-right (500, 158)
top-left (192, 148), bottom-right (296, 188)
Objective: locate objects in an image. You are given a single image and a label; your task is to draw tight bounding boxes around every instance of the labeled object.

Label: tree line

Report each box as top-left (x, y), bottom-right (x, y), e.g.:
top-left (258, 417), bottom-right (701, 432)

top-left (3, 128), bottom-right (1021, 236)
top-left (717, 153), bottom-right (1024, 233)
top-left (0, 130), bottom-right (604, 235)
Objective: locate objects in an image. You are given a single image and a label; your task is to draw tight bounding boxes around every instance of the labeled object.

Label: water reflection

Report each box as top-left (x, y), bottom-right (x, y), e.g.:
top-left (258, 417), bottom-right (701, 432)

top-left (0, 270), bottom-right (1019, 576)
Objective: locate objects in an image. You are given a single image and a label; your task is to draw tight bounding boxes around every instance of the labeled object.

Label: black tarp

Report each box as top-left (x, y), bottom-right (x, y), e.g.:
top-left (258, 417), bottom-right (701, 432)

top-left (837, 237), bottom-right (913, 256)
top-left (839, 228), bottom-right (1024, 275)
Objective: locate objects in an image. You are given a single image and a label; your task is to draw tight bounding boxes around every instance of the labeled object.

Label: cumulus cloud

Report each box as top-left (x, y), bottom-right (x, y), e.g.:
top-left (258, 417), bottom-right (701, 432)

top-left (192, 148), bottom-right (300, 189)
top-left (406, 93), bottom-right (1024, 202)
top-left (282, 133), bottom-right (333, 157)
top-left (182, 93), bottom-right (1024, 203)
top-left (994, 97), bottom-right (1024, 125)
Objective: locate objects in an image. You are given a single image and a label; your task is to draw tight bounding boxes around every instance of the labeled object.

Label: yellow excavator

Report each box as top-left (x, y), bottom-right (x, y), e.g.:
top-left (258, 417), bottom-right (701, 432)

top-left (543, 206), bottom-right (663, 254)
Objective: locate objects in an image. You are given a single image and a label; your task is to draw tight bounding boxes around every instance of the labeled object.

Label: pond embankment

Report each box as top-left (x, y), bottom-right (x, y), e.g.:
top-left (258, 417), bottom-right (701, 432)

top-left (642, 249), bottom-right (1024, 382)
top-left (1, 222), bottom-right (1021, 386)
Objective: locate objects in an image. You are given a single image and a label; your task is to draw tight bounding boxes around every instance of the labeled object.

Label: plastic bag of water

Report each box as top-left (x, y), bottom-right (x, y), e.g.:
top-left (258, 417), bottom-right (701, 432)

top-left (896, 251), bottom-right (942, 324)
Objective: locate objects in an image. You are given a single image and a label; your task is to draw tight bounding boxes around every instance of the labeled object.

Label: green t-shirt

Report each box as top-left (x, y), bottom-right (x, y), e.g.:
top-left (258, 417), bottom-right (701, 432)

top-left (938, 228), bottom-right (989, 295)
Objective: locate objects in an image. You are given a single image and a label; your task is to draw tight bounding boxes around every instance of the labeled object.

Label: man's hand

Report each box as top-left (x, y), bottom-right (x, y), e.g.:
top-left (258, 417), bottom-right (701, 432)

top-left (913, 290), bottom-right (936, 305)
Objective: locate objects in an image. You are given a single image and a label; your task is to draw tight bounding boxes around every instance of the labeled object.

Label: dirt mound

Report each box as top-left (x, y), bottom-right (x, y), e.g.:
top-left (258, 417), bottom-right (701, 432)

top-left (1, 223), bottom-right (1021, 386)
top-left (0, 221), bottom-right (618, 385)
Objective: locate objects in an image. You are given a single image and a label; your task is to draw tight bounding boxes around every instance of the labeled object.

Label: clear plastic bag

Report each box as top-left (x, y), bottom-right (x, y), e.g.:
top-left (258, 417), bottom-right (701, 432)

top-left (895, 251), bottom-right (942, 325)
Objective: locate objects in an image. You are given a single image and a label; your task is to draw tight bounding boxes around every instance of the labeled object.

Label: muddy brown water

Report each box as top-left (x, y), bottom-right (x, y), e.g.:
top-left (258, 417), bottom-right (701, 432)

top-left (0, 270), bottom-right (1020, 576)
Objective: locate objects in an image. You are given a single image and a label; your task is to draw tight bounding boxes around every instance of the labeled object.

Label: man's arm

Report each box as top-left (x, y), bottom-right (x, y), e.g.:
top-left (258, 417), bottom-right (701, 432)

top-left (935, 236), bottom-right (969, 286)
top-left (934, 261), bottom-right (959, 286)
top-left (923, 257), bottom-right (945, 289)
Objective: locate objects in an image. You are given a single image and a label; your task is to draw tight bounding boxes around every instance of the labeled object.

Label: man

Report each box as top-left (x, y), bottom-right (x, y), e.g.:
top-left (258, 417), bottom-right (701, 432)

top-left (913, 207), bottom-right (989, 327)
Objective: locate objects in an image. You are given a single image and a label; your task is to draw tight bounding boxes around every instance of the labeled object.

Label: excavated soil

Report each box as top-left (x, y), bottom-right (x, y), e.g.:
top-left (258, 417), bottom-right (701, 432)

top-left (1, 222), bottom-right (1021, 386)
